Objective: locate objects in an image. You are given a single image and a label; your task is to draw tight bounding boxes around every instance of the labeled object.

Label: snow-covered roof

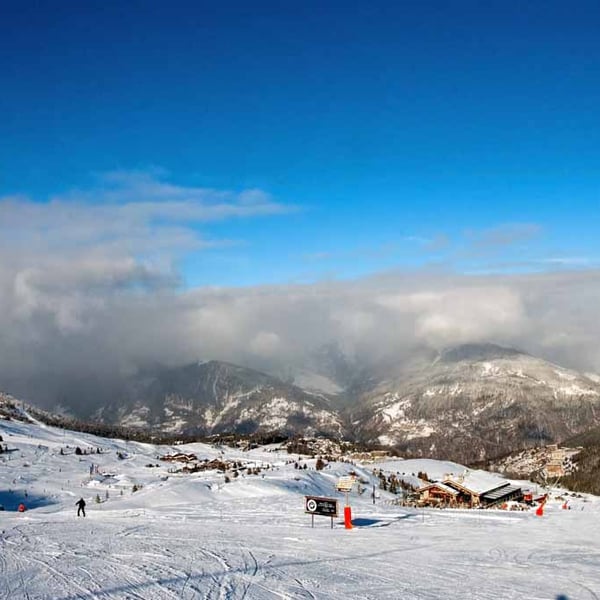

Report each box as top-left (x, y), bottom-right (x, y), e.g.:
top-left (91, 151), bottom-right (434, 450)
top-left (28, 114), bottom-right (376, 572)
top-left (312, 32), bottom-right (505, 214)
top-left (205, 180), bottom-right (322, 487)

top-left (443, 471), bottom-right (507, 495)
top-left (417, 482), bottom-right (459, 496)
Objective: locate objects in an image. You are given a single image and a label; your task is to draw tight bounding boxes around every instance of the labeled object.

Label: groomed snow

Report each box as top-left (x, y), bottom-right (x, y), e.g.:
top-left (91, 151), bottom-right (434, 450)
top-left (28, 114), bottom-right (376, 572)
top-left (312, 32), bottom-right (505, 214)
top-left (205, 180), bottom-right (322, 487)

top-left (1, 417), bottom-right (600, 599)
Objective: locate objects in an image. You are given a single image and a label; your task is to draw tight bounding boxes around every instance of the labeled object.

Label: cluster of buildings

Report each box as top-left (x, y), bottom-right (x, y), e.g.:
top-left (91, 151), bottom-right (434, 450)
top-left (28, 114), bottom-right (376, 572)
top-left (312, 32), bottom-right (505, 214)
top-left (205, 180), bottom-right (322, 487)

top-left (416, 471), bottom-right (525, 508)
top-left (542, 444), bottom-right (579, 478)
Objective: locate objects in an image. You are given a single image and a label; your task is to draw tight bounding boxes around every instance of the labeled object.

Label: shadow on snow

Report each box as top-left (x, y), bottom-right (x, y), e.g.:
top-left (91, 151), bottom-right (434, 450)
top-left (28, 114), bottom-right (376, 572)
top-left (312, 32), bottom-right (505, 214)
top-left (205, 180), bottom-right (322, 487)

top-left (0, 490), bottom-right (57, 511)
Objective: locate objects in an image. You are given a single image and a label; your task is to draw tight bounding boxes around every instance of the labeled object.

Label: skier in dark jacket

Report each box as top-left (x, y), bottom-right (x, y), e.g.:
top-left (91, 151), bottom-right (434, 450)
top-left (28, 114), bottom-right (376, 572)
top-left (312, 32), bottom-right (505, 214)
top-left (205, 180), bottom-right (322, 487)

top-left (76, 498), bottom-right (86, 517)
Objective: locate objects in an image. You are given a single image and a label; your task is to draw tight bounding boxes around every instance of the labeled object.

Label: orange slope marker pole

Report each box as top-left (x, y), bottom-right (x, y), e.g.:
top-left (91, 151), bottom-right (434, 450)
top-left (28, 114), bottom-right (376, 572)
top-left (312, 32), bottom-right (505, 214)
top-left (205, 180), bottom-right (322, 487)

top-left (344, 490), bottom-right (353, 529)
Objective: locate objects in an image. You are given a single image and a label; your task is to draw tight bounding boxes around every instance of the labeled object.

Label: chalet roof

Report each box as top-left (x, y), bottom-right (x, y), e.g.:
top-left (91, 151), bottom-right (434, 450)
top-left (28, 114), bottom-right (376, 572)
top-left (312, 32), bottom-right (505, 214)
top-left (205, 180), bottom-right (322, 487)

top-left (442, 471), bottom-right (508, 496)
top-left (481, 484), bottom-right (522, 502)
top-left (417, 482), bottom-right (459, 496)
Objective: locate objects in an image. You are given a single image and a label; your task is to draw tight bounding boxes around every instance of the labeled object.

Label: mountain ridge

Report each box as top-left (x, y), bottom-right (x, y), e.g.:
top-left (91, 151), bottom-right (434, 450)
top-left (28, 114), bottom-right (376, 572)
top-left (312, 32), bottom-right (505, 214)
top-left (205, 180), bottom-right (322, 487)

top-left (352, 343), bottom-right (600, 462)
top-left (5, 343), bottom-right (600, 463)
top-left (97, 359), bottom-right (344, 438)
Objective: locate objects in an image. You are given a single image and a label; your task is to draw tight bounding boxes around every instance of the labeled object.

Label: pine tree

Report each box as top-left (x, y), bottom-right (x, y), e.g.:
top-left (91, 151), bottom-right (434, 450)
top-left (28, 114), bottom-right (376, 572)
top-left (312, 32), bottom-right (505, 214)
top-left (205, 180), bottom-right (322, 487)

top-left (379, 472), bottom-right (388, 491)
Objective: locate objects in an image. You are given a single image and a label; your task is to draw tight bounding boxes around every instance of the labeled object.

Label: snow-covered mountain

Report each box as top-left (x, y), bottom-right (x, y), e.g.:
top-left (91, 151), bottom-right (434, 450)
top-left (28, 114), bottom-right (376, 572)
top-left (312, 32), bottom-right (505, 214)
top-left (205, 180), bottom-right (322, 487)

top-left (105, 345), bottom-right (600, 464)
top-left (352, 343), bottom-right (600, 462)
top-left (97, 360), bottom-right (344, 438)
top-left (7, 343), bottom-right (600, 464)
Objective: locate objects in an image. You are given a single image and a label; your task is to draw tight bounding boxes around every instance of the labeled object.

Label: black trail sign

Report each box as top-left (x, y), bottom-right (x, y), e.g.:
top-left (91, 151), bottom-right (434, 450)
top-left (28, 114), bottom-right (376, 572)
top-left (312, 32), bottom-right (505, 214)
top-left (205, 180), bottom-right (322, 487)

top-left (304, 496), bottom-right (338, 517)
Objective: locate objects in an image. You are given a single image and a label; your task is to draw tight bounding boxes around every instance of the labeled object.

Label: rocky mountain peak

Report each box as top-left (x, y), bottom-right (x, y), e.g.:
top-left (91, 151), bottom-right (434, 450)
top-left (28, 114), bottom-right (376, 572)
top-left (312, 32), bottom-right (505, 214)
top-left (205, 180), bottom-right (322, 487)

top-left (353, 343), bottom-right (600, 463)
top-left (98, 359), bottom-right (344, 438)
top-left (438, 343), bottom-right (527, 364)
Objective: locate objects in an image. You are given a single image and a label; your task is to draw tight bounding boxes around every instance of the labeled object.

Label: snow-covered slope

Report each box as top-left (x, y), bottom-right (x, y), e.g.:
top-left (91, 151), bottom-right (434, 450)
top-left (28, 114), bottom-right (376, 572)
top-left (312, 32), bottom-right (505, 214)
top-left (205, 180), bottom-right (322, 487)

top-left (2, 404), bottom-right (600, 599)
top-left (353, 343), bottom-right (600, 462)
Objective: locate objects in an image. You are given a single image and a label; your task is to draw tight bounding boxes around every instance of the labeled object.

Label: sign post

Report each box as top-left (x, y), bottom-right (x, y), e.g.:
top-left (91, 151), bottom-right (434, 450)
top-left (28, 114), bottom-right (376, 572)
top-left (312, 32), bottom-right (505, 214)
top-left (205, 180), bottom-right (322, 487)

top-left (336, 475), bottom-right (355, 529)
top-left (305, 496), bottom-right (338, 529)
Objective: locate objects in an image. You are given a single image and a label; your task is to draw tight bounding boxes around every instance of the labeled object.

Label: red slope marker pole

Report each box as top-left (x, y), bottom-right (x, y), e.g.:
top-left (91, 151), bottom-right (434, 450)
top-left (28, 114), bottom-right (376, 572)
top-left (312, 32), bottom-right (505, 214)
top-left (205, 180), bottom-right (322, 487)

top-left (344, 491), bottom-right (352, 529)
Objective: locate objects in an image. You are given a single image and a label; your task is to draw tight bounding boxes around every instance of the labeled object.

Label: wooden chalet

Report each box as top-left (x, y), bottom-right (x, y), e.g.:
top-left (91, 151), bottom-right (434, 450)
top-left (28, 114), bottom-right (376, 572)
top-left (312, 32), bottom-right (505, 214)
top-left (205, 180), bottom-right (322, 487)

top-left (442, 473), bottom-right (523, 508)
top-left (161, 452), bottom-right (198, 463)
top-left (441, 478), bottom-right (483, 507)
top-left (416, 482), bottom-right (459, 506)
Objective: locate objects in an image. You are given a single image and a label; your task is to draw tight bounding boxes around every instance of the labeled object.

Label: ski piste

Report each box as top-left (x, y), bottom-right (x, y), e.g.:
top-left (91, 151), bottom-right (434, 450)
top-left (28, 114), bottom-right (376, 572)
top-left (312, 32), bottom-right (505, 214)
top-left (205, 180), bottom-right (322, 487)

top-left (1, 412), bottom-right (599, 599)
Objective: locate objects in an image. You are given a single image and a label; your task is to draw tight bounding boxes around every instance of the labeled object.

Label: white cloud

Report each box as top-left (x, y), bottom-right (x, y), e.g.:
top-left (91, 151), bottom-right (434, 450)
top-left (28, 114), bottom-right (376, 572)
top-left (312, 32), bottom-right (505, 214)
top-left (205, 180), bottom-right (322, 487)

top-left (2, 265), bottom-right (600, 406)
top-left (412, 287), bottom-right (525, 346)
top-left (0, 171), bottom-right (292, 255)
top-left (250, 332), bottom-right (281, 357)
top-left (466, 223), bottom-right (542, 248)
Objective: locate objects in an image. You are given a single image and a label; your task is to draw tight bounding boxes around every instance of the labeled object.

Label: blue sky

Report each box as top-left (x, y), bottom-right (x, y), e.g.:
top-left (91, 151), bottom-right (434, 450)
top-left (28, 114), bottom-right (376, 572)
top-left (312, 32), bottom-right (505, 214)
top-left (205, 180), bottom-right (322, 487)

top-left (2, 0), bottom-right (599, 288)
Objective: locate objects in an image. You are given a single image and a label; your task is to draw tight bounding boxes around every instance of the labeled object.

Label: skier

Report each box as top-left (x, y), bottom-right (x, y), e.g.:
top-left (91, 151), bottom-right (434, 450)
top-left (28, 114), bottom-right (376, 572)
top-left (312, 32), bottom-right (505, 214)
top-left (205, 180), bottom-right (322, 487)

top-left (76, 497), bottom-right (86, 517)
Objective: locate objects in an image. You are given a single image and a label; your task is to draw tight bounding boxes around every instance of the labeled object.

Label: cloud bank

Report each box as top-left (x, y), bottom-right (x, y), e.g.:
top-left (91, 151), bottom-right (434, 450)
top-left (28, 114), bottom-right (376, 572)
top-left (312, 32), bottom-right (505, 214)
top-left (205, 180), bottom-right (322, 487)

top-left (1, 173), bottom-right (600, 408)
